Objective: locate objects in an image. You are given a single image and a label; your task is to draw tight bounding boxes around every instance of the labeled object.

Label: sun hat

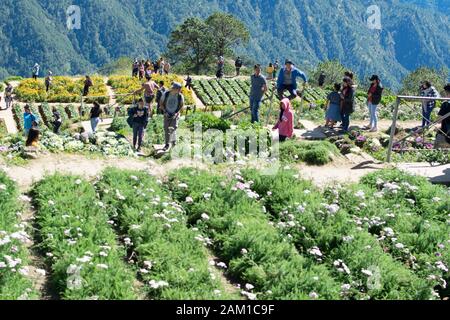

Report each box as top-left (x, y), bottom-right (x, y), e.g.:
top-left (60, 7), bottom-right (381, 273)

top-left (171, 82), bottom-right (182, 90)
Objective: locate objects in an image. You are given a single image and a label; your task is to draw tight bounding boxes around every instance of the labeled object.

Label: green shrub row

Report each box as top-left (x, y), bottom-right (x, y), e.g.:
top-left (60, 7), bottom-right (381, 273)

top-left (31, 174), bottom-right (137, 300)
top-left (96, 168), bottom-right (237, 299)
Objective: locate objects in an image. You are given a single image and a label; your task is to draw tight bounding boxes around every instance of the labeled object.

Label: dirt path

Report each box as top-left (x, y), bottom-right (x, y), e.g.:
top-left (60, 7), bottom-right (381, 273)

top-left (0, 81), bottom-right (20, 134)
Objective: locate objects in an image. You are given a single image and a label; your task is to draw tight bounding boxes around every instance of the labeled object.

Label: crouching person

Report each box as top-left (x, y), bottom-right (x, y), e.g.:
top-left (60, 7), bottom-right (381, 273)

top-left (128, 98), bottom-right (149, 153)
top-left (161, 82), bottom-right (184, 152)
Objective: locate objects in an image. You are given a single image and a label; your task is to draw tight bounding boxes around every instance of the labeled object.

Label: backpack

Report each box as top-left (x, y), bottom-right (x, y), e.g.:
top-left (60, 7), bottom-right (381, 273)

top-left (127, 107), bottom-right (136, 128)
top-left (162, 92), bottom-right (183, 116)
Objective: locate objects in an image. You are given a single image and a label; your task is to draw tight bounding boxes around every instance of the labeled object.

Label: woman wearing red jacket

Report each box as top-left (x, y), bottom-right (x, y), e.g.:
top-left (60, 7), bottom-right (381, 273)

top-left (272, 98), bottom-right (294, 142)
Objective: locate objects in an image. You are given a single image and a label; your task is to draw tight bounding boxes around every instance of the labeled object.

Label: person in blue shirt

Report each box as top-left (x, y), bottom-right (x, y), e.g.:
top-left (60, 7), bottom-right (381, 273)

top-left (276, 60), bottom-right (308, 100)
top-left (23, 105), bottom-right (37, 136)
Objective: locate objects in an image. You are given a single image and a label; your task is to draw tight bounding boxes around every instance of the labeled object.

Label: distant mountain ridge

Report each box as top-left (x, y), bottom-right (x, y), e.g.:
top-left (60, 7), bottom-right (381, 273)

top-left (0, 0), bottom-right (448, 90)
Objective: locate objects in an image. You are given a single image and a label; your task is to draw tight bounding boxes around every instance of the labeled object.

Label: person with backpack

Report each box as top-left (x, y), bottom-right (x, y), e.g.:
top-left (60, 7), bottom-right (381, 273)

top-left (235, 57), bottom-right (243, 76)
top-left (276, 60), bottom-right (308, 100)
top-left (250, 64), bottom-right (268, 123)
top-left (128, 98), bottom-right (149, 152)
top-left (340, 77), bottom-right (355, 132)
top-left (272, 98), bottom-right (294, 142)
top-left (156, 81), bottom-right (167, 115)
top-left (161, 82), bottom-right (184, 151)
top-left (134, 74), bottom-right (159, 117)
top-left (45, 71), bottom-right (53, 93)
top-left (83, 75), bottom-right (93, 96)
top-left (51, 107), bottom-right (62, 134)
top-left (434, 83), bottom-right (450, 148)
top-left (4, 82), bottom-right (13, 109)
top-left (420, 80), bottom-right (440, 128)
top-left (90, 101), bottom-right (103, 133)
top-left (364, 75), bottom-right (384, 132)
top-left (32, 63), bottom-right (40, 80)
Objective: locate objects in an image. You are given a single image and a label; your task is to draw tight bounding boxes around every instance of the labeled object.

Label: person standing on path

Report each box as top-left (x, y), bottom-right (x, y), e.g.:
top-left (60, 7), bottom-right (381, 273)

top-left (276, 60), bottom-right (308, 100)
top-left (32, 63), bottom-right (40, 80)
top-left (324, 83), bottom-right (342, 128)
top-left (164, 61), bottom-right (171, 75)
top-left (45, 71), bottom-right (53, 93)
top-left (365, 75), bottom-right (384, 132)
top-left (51, 107), bottom-right (62, 134)
top-left (318, 72), bottom-right (326, 87)
top-left (161, 82), bottom-right (184, 151)
top-left (4, 82), bottom-right (13, 109)
top-left (185, 75), bottom-right (193, 90)
top-left (235, 57), bottom-right (243, 77)
top-left (156, 81), bottom-right (167, 115)
top-left (90, 101), bottom-right (103, 133)
top-left (272, 98), bottom-right (294, 142)
top-left (216, 56), bottom-right (225, 79)
top-left (83, 75), bottom-right (93, 96)
top-left (132, 59), bottom-right (139, 77)
top-left (128, 98), bottom-right (149, 152)
top-left (249, 64), bottom-right (268, 123)
top-left (266, 63), bottom-right (275, 80)
top-left (273, 60), bottom-right (280, 79)
top-left (134, 74), bottom-right (159, 117)
top-left (23, 105), bottom-right (37, 136)
top-left (435, 83), bottom-right (450, 148)
top-left (420, 80), bottom-right (440, 128)
top-left (340, 77), bottom-right (355, 132)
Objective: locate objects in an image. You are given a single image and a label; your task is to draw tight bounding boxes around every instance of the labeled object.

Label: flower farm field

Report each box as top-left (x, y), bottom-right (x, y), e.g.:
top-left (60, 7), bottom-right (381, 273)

top-left (1, 165), bottom-right (449, 300)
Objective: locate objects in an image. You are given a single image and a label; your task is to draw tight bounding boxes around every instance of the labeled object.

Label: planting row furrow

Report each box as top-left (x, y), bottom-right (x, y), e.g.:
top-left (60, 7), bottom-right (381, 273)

top-left (31, 174), bottom-right (137, 300)
top-left (0, 171), bottom-right (37, 300)
top-left (243, 169), bottom-right (436, 300)
top-left (168, 168), bottom-right (343, 300)
top-left (96, 168), bottom-right (238, 300)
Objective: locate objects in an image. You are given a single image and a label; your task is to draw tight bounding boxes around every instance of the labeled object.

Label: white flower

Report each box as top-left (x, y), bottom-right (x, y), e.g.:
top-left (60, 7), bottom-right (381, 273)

top-left (395, 243), bottom-right (405, 249)
top-left (309, 292), bottom-right (319, 299)
top-left (203, 193), bottom-right (211, 200)
top-left (178, 183), bottom-right (188, 189)
top-left (241, 248), bottom-right (248, 255)
top-left (209, 260), bottom-right (216, 266)
top-left (436, 261), bottom-right (448, 273)
top-left (75, 179), bottom-right (82, 185)
top-left (185, 197), bottom-right (193, 203)
top-left (130, 175), bottom-right (139, 181)
top-left (99, 251), bottom-right (108, 257)
top-left (201, 213), bottom-right (210, 221)
top-left (48, 200), bottom-right (55, 206)
top-left (35, 268), bottom-right (46, 276)
top-left (0, 184), bottom-right (7, 191)
top-left (216, 262), bottom-right (227, 269)
top-left (341, 284), bottom-right (351, 291)
top-left (304, 190), bottom-right (311, 195)
top-left (361, 269), bottom-right (373, 277)
top-left (76, 256), bottom-right (92, 263)
top-left (18, 267), bottom-right (29, 276)
top-left (123, 238), bottom-right (132, 245)
top-left (143, 261), bottom-right (153, 269)
top-left (0, 262), bottom-right (7, 268)
top-left (67, 264), bottom-right (81, 275)
top-left (96, 264), bottom-right (108, 269)
top-left (308, 247), bottom-right (323, 257)
top-left (325, 204), bottom-right (340, 215)
top-left (245, 283), bottom-right (254, 291)
top-left (149, 280), bottom-right (169, 289)
top-left (355, 190), bottom-right (365, 199)
top-left (140, 268), bottom-right (149, 274)
top-left (432, 197), bottom-right (441, 203)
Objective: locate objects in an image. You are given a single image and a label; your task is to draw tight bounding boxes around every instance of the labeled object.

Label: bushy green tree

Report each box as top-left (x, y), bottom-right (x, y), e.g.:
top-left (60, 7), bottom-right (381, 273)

top-left (400, 67), bottom-right (448, 95)
top-left (166, 17), bottom-right (215, 74)
top-left (205, 12), bottom-right (250, 58)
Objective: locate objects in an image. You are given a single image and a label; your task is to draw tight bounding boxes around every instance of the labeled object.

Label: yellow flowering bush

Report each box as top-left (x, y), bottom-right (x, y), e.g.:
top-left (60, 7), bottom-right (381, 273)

top-left (15, 76), bottom-right (108, 104)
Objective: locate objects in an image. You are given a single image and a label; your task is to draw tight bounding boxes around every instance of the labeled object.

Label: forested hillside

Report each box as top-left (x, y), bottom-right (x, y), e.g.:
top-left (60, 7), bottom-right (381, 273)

top-left (0, 0), bottom-right (448, 89)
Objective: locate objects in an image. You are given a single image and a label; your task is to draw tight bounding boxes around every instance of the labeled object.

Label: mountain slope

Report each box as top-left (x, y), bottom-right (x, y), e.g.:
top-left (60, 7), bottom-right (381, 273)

top-left (0, 0), bottom-right (448, 89)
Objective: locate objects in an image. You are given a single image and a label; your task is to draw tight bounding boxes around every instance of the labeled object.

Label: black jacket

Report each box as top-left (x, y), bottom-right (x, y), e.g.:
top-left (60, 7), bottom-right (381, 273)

top-left (341, 87), bottom-right (355, 114)
top-left (128, 106), bottom-right (149, 127)
top-left (368, 83), bottom-right (384, 105)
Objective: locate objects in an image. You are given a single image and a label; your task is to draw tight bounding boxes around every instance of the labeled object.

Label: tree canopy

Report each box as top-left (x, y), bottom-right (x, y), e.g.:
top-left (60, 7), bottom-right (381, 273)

top-left (166, 12), bottom-right (250, 74)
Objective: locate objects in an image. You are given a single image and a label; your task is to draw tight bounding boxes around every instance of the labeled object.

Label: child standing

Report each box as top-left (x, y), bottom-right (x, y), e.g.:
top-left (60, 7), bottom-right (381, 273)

top-left (273, 98), bottom-right (294, 142)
